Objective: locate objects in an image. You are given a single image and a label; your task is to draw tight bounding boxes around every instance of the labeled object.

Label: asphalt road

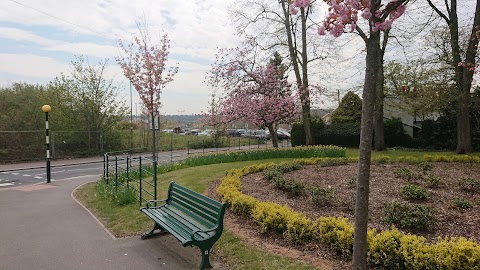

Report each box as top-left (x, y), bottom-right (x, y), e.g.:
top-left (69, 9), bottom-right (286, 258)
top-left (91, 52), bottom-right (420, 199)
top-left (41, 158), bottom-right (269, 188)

top-left (0, 162), bottom-right (103, 188)
top-left (0, 142), bottom-right (287, 189)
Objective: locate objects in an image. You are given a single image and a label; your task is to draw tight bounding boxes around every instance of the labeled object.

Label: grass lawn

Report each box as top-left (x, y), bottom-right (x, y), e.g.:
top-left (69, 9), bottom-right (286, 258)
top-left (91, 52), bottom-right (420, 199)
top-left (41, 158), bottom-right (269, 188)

top-left (75, 158), bottom-right (318, 270)
top-left (75, 148), bottom-right (479, 270)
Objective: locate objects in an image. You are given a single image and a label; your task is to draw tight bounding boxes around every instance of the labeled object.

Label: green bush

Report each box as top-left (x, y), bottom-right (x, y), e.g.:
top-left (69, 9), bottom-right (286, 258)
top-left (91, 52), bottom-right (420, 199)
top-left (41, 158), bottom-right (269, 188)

top-left (384, 201), bottom-right (436, 231)
top-left (311, 187), bottom-right (335, 207)
top-left (453, 198), bottom-right (472, 209)
top-left (383, 117), bottom-right (415, 148)
top-left (423, 174), bottom-right (443, 188)
top-left (417, 162), bottom-right (433, 173)
top-left (96, 180), bottom-right (137, 206)
top-left (272, 176), bottom-right (304, 196)
top-left (393, 167), bottom-right (417, 182)
top-left (291, 118), bottom-right (326, 146)
top-left (400, 184), bottom-right (428, 200)
top-left (275, 163), bottom-right (304, 173)
top-left (316, 123), bottom-right (361, 148)
top-left (262, 169), bottom-right (281, 181)
top-left (459, 177), bottom-right (480, 192)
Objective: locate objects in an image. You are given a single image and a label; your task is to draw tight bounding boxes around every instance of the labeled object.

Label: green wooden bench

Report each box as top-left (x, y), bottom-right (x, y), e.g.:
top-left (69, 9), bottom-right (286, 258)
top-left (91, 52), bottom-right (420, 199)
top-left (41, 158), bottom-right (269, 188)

top-left (140, 182), bottom-right (226, 269)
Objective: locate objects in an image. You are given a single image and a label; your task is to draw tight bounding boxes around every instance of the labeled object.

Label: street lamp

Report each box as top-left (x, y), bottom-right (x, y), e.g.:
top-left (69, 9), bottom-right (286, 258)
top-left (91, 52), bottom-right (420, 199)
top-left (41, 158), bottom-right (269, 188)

top-left (42, 105), bottom-right (51, 183)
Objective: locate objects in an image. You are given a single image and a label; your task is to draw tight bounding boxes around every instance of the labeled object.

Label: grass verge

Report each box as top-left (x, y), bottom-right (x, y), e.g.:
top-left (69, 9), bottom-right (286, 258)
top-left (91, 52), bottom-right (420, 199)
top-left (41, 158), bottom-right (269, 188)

top-left (75, 158), bottom-right (320, 270)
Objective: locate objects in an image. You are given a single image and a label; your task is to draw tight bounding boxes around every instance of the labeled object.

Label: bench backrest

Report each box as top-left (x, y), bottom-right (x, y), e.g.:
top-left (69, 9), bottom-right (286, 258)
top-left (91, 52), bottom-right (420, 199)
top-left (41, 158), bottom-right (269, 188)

top-left (167, 182), bottom-right (226, 229)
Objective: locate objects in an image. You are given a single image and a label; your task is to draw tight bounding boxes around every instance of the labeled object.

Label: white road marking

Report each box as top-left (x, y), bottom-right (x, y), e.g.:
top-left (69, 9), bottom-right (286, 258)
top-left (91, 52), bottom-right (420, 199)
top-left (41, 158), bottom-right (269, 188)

top-left (11, 173), bottom-right (19, 175)
top-left (23, 174), bottom-right (31, 177)
top-left (34, 176), bottom-right (43, 179)
top-left (1, 172), bottom-right (8, 174)
top-left (0, 183), bottom-right (14, 187)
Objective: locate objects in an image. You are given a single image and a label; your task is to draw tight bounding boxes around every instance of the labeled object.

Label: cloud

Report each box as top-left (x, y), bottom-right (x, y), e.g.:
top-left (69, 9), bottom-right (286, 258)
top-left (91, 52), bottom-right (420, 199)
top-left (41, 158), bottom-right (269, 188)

top-left (0, 53), bottom-right (68, 78)
top-left (0, 0), bottom-right (244, 114)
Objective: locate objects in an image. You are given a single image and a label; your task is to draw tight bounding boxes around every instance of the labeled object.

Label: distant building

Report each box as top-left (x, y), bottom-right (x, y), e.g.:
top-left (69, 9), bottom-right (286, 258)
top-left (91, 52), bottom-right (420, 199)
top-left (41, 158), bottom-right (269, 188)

top-left (384, 97), bottom-right (440, 137)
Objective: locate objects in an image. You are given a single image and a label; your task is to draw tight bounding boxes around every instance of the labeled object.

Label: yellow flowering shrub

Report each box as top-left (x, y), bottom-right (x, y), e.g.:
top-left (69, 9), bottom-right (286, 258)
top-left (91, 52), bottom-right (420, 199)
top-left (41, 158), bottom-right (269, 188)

top-left (284, 212), bottom-right (319, 245)
top-left (251, 201), bottom-right (291, 233)
top-left (318, 216), bottom-right (355, 258)
top-left (217, 161), bottom-right (480, 269)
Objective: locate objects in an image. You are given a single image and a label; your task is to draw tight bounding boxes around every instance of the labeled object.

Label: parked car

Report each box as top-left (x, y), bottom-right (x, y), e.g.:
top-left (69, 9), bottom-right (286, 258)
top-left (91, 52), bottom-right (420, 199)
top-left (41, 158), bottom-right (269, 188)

top-left (198, 130), bottom-right (214, 136)
top-left (185, 129), bottom-right (201, 136)
top-left (276, 130), bottom-right (291, 140)
top-left (253, 130), bottom-right (270, 139)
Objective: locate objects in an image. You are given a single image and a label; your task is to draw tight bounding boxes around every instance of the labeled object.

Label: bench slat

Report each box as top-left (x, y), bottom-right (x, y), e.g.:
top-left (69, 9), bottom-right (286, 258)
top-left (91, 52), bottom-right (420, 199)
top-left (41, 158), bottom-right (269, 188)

top-left (168, 197), bottom-right (217, 227)
top-left (171, 184), bottom-right (224, 211)
top-left (143, 208), bottom-right (194, 243)
top-left (169, 186), bottom-right (222, 222)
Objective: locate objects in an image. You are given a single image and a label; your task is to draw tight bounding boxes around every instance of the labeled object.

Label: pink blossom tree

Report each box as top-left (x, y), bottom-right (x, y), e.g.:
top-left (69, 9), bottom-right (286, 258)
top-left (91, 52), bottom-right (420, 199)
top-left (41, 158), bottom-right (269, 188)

top-left (206, 40), bottom-right (297, 148)
top-left (116, 29), bottom-right (179, 161)
top-left (290, 0), bottom-right (409, 268)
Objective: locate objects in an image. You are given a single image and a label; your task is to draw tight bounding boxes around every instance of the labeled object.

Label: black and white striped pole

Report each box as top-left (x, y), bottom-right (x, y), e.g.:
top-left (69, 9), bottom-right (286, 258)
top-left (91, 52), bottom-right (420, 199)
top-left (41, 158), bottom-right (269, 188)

top-left (42, 105), bottom-right (52, 183)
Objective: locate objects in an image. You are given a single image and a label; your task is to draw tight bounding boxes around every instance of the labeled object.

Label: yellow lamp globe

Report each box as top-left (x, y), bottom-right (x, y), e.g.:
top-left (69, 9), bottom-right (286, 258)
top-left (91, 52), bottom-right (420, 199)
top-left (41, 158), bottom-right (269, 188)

top-left (42, 105), bottom-right (51, 113)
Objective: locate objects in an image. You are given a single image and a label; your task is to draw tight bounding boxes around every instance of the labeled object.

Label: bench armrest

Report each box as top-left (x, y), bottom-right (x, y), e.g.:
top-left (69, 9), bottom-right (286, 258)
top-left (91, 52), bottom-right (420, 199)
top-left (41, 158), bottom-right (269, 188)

top-left (145, 199), bottom-right (167, 209)
top-left (191, 225), bottom-right (220, 241)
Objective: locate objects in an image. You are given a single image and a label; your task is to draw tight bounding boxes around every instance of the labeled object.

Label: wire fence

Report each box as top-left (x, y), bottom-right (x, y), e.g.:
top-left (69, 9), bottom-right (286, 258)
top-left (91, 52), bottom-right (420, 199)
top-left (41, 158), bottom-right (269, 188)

top-left (0, 130), bottom-right (291, 164)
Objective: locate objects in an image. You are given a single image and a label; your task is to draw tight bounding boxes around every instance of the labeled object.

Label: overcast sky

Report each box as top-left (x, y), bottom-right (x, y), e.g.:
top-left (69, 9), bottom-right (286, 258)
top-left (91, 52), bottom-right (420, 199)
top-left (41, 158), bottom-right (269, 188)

top-left (0, 0), bottom-right (241, 115)
top-left (1, 0), bottom-right (477, 115)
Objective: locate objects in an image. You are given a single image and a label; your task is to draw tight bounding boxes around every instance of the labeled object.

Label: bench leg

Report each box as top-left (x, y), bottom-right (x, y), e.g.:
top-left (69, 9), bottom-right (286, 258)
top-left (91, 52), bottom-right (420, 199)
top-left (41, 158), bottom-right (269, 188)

top-left (199, 248), bottom-right (213, 269)
top-left (141, 222), bottom-right (164, 240)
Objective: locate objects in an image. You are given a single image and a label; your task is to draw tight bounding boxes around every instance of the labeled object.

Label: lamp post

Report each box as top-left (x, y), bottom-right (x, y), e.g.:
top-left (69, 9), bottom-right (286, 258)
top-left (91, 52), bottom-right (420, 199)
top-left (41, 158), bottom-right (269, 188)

top-left (42, 105), bottom-right (51, 183)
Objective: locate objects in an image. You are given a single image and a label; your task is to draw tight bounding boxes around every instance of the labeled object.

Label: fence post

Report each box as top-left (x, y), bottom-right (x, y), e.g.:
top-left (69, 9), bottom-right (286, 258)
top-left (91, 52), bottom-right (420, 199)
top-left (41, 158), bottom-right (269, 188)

top-left (153, 160), bottom-right (157, 202)
top-left (126, 156), bottom-right (130, 189)
top-left (187, 141), bottom-right (190, 156)
top-left (105, 154), bottom-right (109, 184)
top-left (103, 154), bottom-right (106, 181)
top-left (203, 139), bottom-right (205, 153)
top-left (238, 137), bottom-right (241, 150)
top-left (115, 156), bottom-right (118, 189)
top-left (139, 156), bottom-right (143, 206)
top-left (170, 133), bottom-right (173, 164)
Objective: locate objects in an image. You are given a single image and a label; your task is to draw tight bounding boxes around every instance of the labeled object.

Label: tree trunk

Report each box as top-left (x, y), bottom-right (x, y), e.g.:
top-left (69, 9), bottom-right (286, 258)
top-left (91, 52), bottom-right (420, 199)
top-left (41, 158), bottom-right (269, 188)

top-left (300, 7), bottom-right (314, 145)
top-left (281, 0), bottom-right (313, 145)
top-left (267, 124), bottom-right (279, 148)
top-left (374, 55), bottom-right (386, 151)
top-left (352, 18), bottom-right (381, 270)
top-left (455, 0), bottom-right (480, 153)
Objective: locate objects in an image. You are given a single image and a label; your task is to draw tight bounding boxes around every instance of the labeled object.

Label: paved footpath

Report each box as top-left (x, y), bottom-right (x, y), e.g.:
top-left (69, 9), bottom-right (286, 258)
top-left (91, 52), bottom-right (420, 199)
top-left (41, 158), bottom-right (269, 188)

top-left (0, 174), bottom-right (217, 270)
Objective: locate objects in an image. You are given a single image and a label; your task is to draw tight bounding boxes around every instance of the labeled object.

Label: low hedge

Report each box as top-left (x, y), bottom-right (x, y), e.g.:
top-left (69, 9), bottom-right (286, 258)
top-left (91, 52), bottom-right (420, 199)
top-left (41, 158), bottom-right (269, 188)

top-left (217, 157), bottom-right (480, 269)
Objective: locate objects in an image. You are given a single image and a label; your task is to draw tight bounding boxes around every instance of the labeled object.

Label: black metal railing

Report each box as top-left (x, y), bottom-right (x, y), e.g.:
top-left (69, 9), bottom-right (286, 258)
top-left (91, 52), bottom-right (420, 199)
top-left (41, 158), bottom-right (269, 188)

top-left (104, 153), bottom-right (157, 206)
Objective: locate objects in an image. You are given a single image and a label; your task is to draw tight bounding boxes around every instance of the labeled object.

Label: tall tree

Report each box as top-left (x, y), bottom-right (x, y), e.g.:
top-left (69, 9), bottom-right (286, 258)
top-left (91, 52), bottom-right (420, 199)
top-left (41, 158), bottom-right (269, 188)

top-left (331, 91), bottom-right (363, 124)
top-left (231, 0), bottom-right (330, 145)
top-left (117, 28), bottom-right (179, 161)
top-left (48, 56), bottom-right (127, 152)
top-left (384, 60), bottom-right (456, 118)
top-left (312, 0), bottom-right (409, 268)
top-left (206, 41), bottom-right (297, 148)
top-left (426, 0), bottom-right (480, 153)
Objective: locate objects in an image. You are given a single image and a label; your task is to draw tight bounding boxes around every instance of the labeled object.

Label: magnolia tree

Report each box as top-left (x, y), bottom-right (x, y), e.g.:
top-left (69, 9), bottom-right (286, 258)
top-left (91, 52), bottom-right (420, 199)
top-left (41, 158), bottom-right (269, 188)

top-left (290, 0), bottom-right (409, 268)
top-left (116, 30), bottom-right (179, 161)
top-left (206, 40), bottom-right (297, 148)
